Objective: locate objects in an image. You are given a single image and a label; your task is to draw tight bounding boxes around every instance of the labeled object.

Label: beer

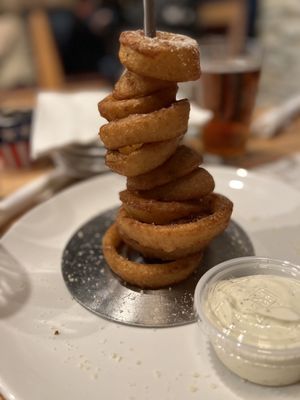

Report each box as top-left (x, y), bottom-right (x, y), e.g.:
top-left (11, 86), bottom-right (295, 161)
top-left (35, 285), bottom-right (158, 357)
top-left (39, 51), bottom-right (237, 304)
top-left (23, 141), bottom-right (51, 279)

top-left (199, 42), bottom-right (262, 158)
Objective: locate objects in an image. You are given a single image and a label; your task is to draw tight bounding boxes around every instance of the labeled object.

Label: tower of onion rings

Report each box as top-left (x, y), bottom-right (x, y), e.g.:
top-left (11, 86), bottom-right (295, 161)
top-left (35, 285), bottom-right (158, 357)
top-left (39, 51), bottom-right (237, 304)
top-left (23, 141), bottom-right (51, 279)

top-left (98, 30), bottom-right (233, 289)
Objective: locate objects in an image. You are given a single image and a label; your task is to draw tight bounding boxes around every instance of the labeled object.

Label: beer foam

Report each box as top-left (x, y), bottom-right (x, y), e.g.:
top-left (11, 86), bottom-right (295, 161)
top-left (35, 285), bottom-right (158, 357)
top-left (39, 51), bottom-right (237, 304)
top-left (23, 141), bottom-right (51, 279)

top-left (203, 57), bottom-right (260, 73)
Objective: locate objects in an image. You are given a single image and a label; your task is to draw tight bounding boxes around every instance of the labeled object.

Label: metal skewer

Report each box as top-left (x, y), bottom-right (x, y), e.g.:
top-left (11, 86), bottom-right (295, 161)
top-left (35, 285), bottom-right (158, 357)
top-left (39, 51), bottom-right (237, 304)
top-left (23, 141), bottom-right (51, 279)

top-left (143, 0), bottom-right (156, 37)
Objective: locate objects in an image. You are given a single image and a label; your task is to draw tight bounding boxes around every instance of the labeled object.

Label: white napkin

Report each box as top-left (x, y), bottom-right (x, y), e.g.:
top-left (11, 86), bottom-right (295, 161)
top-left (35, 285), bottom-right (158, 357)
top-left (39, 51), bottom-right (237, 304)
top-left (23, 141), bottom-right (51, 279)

top-left (31, 90), bottom-right (110, 158)
top-left (31, 90), bottom-right (212, 159)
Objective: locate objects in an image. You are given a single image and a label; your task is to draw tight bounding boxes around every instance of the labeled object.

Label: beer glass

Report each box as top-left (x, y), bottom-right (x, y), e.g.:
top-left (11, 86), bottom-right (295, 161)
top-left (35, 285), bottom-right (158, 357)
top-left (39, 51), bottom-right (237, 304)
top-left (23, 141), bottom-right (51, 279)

top-left (199, 38), bottom-right (262, 158)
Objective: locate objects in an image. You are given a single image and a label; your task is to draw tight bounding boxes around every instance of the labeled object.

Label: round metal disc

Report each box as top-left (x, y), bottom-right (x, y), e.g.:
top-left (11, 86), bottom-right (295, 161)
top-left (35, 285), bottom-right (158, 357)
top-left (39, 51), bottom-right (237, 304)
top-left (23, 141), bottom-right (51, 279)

top-left (62, 208), bottom-right (254, 328)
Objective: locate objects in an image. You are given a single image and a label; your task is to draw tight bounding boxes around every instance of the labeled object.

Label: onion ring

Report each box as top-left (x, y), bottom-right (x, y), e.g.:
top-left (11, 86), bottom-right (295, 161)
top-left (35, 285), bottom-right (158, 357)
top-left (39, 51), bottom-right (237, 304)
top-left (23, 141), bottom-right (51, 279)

top-left (105, 137), bottom-right (181, 177)
top-left (99, 30), bottom-right (233, 288)
top-left (99, 100), bottom-right (189, 150)
top-left (139, 168), bottom-right (215, 201)
top-left (98, 85), bottom-right (177, 121)
top-left (118, 143), bottom-right (143, 155)
top-left (127, 145), bottom-right (202, 191)
top-left (102, 223), bottom-right (203, 288)
top-left (113, 70), bottom-right (177, 100)
top-left (119, 30), bottom-right (201, 82)
top-left (120, 233), bottom-right (208, 261)
top-left (119, 190), bottom-right (211, 224)
top-left (116, 194), bottom-right (233, 259)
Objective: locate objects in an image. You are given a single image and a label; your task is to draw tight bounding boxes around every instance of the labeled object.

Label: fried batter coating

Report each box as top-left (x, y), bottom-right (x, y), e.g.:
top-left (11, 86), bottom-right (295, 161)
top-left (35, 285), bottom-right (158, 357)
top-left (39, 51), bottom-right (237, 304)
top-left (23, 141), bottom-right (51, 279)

top-left (105, 137), bottom-right (181, 177)
top-left (99, 30), bottom-right (233, 288)
top-left (126, 145), bottom-right (202, 190)
top-left (119, 30), bottom-right (201, 81)
top-left (113, 70), bottom-right (177, 99)
top-left (116, 194), bottom-right (233, 260)
top-left (139, 168), bottom-right (215, 201)
top-left (99, 100), bottom-right (189, 150)
top-left (98, 85), bottom-right (177, 121)
top-left (120, 190), bottom-right (211, 224)
top-left (103, 224), bottom-right (203, 288)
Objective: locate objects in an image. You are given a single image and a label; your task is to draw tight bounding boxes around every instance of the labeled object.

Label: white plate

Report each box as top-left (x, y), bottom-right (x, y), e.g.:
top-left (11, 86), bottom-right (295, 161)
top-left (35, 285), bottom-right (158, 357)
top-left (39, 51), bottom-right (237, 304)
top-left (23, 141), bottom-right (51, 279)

top-left (1, 166), bottom-right (300, 400)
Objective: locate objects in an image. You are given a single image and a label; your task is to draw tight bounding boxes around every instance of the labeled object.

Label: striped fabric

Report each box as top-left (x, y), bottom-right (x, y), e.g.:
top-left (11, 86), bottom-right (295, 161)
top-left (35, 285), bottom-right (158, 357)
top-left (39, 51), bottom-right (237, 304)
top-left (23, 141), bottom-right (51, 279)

top-left (0, 111), bottom-right (32, 168)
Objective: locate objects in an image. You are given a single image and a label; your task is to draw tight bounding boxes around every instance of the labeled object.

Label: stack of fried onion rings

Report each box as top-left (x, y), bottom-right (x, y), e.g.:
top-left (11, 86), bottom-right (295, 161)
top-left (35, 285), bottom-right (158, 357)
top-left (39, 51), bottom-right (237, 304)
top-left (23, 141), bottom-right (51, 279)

top-left (99, 30), bottom-right (233, 288)
top-left (103, 224), bottom-right (203, 288)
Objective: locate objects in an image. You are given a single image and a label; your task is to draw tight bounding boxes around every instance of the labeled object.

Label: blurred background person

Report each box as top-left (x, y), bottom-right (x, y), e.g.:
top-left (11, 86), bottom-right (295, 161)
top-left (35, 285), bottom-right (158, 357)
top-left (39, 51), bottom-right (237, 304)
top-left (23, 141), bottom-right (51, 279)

top-left (0, 12), bottom-right (34, 89)
top-left (0, 0), bottom-right (259, 90)
top-left (2, 0), bottom-right (299, 113)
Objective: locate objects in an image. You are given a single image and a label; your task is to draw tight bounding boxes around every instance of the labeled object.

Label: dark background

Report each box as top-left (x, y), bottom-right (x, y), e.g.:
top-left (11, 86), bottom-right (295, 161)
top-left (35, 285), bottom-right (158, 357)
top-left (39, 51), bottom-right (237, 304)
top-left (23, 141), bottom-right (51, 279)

top-left (48, 0), bottom-right (258, 83)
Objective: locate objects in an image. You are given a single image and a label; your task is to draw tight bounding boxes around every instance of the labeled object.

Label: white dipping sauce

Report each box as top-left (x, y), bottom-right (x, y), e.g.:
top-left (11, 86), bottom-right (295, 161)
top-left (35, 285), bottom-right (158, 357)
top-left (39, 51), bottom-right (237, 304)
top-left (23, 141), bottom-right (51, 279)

top-left (204, 274), bottom-right (300, 386)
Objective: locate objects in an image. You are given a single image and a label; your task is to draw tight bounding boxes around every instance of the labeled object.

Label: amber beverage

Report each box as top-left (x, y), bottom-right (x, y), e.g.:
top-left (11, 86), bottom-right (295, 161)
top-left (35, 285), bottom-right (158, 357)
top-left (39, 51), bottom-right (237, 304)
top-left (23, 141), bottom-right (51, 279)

top-left (200, 40), bottom-right (262, 158)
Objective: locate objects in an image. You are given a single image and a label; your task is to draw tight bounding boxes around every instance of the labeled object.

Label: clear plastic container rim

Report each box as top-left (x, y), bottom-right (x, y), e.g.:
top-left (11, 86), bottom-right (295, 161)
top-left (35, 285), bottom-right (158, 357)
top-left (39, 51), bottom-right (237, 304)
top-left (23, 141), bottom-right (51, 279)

top-left (194, 256), bottom-right (300, 358)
